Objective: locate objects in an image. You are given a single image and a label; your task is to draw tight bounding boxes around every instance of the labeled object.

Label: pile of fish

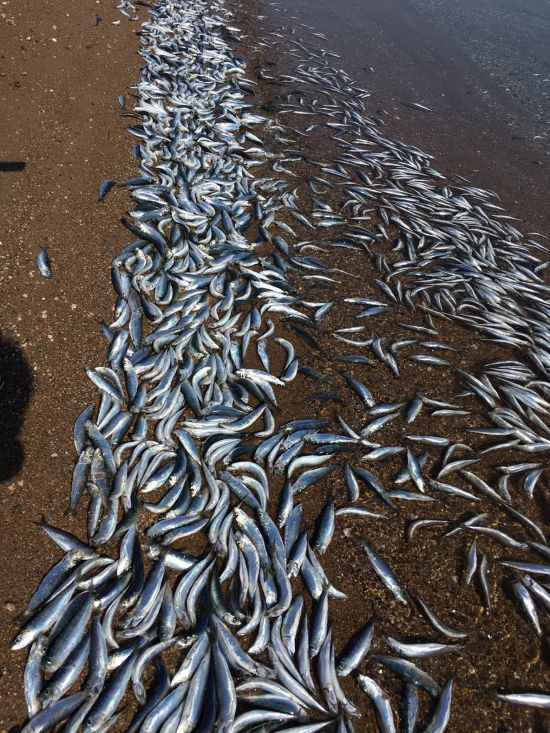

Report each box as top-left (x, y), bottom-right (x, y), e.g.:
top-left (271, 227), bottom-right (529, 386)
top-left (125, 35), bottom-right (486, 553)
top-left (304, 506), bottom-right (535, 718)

top-left (14, 0), bottom-right (550, 731)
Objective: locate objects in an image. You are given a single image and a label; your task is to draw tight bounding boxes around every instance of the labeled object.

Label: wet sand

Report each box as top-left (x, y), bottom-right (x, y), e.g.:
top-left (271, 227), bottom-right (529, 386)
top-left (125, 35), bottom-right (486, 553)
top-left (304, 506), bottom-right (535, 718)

top-left (0, 1), bottom-right (140, 725)
top-left (261, 0), bottom-right (550, 236)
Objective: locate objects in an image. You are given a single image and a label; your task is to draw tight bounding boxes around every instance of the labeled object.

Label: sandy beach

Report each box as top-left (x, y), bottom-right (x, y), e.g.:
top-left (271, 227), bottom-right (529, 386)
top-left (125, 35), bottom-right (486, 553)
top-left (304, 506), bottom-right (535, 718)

top-left (0, 0), bottom-right (549, 731)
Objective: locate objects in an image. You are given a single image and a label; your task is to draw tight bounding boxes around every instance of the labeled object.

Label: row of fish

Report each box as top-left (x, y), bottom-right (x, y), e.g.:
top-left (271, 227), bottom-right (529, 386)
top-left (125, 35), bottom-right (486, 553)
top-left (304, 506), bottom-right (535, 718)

top-left (17, 1), bottom-right (366, 731)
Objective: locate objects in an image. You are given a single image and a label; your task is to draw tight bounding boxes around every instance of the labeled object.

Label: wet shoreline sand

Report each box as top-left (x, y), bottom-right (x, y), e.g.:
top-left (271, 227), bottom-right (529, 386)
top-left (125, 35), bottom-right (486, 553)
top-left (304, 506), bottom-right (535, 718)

top-left (258, 0), bottom-right (550, 238)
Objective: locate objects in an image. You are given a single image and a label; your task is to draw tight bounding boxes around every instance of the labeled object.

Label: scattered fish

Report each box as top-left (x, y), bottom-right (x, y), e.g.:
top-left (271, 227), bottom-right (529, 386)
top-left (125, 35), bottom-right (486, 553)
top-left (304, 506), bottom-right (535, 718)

top-left (37, 248), bottom-right (52, 278)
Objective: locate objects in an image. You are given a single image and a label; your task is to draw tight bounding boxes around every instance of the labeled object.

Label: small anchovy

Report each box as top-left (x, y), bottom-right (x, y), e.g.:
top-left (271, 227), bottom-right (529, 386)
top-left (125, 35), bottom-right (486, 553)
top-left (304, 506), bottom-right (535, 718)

top-left (337, 617), bottom-right (375, 676)
top-left (37, 248), bottom-right (52, 278)
top-left (292, 465), bottom-right (336, 494)
top-left (99, 180), bottom-right (117, 201)
top-left (523, 468), bottom-right (543, 499)
top-left (344, 463), bottom-right (360, 502)
top-left (406, 449), bottom-right (424, 492)
top-left (20, 692), bottom-right (84, 733)
top-left (428, 479), bottom-right (479, 502)
top-left (511, 579), bottom-right (541, 635)
top-left (24, 636), bottom-right (48, 716)
top-left (383, 635), bottom-right (464, 659)
top-left (359, 539), bottom-right (407, 603)
top-left (12, 585), bottom-right (74, 650)
top-left (342, 373), bottom-right (375, 407)
top-left (402, 101), bottom-right (433, 112)
top-left (388, 490), bottom-right (435, 502)
top-left (406, 519), bottom-right (449, 543)
top-left (404, 393), bottom-right (423, 420)
top-left (298, 366), bottom-right (336, 387)
top-left (463, 540), bottom-right (478, 586)
top-left (499, 462), bottom-right (541, 475)
top-left (424, 677), bottom-right (455, 732)
top-left (402, 683), bottom-right (419, 733)
top-left (478, 554), bottom-right (492, 610)
top-left (309, 590), bottom-right (329, 658)
top-left (406, 435), bottom-right (449, 446)
top-left (361, 412), bottom-right (400, 437)
top-left (335, 506), bottom-right (385, 519)
top-left (370, 654), bottom-right (440, 697)
top-left (313, 497), bottom-right (335, 555)
top-left (432, 409), bottom-right (470, 418)
top-left (414, 594), bottom-right (469, 639)
top-left (408, 354), bottom-right (451, 367)
top-left (437, 458), bottom-right (479, 479)
top-left (334, 354), bottom-right (373, 366)
top-left (496, 692), bottom-right (550, 708)
top-left (364, 446), bottom-right (405, 461)
top-left (357, 675), bottom-right (397, 733)
top-left (466, 525), bottom-right (528, 550)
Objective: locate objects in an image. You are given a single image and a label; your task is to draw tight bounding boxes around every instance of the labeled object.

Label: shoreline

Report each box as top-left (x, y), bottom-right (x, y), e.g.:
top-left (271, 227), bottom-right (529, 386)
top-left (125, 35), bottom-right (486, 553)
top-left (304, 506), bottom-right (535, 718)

top-left (260, 0), bottom-right (550, 238)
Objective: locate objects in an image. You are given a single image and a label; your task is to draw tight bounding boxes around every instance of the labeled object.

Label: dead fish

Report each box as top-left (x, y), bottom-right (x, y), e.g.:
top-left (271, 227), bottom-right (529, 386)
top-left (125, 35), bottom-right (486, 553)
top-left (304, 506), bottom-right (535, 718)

top-left (402, 101), bottom-right (433, 112)
top-left (99, 180), bottom-right (117, 201)
top-left (359, 539), bottom-right (407, 603)
top-left (495, 691), bottom-right (550, 709)
top-left (37, 248), bottom-right (52, 278)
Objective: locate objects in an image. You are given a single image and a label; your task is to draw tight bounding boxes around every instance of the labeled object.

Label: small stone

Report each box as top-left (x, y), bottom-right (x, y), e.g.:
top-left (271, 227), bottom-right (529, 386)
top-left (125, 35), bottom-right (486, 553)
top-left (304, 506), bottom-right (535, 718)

top-left (4, 602), bottom-right (16, 612)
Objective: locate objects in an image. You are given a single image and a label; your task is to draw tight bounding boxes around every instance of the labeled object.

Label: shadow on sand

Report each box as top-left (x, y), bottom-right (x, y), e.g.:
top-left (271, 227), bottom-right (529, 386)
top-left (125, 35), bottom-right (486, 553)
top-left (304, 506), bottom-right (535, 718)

top-left (0, 334), bottom-right (33, 481)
